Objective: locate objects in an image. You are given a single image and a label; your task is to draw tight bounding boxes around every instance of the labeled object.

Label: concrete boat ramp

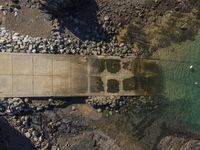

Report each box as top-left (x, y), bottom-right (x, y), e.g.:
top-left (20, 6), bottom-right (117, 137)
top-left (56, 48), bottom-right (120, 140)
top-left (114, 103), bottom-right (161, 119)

top-left (0, 53), bottom-right (161, 97)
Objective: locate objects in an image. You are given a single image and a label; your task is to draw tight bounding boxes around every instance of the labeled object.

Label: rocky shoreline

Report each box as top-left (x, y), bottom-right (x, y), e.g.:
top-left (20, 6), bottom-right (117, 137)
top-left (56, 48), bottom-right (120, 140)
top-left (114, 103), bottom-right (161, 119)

top-left (0, 95), bottom-right (138, 149)
top-left (1, 0), bottom-right (200, 149)
top-left (0, 27), bottom-right (133, 56)
top-left (0, 97), bottom-right (90, 149)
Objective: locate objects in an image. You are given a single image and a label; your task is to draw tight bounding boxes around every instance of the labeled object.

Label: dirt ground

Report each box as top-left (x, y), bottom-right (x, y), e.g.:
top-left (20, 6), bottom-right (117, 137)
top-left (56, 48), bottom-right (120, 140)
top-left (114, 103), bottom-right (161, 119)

top-left (0, 3), bottom-right (52, 38)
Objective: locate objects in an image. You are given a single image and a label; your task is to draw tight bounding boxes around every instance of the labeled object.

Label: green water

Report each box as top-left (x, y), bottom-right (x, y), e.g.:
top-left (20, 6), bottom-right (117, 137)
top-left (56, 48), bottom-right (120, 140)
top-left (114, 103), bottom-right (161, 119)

top-left (108, 33), bottom-right (200, 150)
top-left (151, 33), bottom-right (200, 130)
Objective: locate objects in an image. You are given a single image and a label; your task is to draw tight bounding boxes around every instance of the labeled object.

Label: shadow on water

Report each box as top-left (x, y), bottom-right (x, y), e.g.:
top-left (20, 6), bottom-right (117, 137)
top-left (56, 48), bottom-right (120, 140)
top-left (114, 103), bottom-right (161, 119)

top-left (112, 96), bottom-right (200, 150)
top-left (0, 117), bottom-right (35, 150)
top-left (132, 59), bottom-right (164, 95)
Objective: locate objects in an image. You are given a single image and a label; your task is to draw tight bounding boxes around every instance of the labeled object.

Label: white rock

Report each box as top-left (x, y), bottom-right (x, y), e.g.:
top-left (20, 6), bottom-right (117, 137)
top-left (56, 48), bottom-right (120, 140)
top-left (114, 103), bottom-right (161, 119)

top-left (32, 130), bottom-right (39, 137)
top-left (39, 136), bottom-right (43, 142)
top-left (104, 15), bottom-right (110, 21)
top-left (3, 10), bottom-right (7, 15)
top-left (72, 106), bottom-right (76, 111)
top-left (24, 98), bottom-right (30, 103)
top-left (14, 11), bottom-right (18, 17)
top-left (97, 108), bottom-right (102, 113)
top-left (48, 98), bottom-right (53, 103)
top-left (25, 132), bottom-right (31, 138)
top-left (0, 5), bottom-right (4, 11)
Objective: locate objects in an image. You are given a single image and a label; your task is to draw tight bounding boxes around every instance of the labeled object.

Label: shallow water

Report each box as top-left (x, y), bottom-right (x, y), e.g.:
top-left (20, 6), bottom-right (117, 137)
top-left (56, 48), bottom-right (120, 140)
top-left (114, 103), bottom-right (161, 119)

top-left (108, 33), bottom-right (200, 150)
top-left (151, 33), bottom-right (200, 130)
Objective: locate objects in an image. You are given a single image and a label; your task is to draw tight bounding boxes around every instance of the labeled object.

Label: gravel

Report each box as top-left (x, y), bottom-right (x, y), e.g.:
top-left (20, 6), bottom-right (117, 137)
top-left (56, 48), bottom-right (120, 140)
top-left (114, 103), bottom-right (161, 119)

top-left (0, 97), bottom-right (88, 149)
top-left (86, 96), bottom-right (127, 111)
top-left (0, 27), bottom-right (133, 56)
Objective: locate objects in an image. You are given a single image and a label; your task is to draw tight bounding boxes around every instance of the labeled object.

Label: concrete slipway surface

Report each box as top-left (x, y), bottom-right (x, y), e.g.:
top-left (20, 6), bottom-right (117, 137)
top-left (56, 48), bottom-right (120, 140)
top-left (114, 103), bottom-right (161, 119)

top-left (0, 53), bottom-right (159, 97)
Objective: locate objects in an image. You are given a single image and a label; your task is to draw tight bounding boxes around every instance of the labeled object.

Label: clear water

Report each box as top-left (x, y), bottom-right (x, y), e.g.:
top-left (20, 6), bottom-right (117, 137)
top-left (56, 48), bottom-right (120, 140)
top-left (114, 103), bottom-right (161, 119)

top-left (151, 33), bottom-right (200, 131)
top-left (108, 33), bottom-right (200, 150)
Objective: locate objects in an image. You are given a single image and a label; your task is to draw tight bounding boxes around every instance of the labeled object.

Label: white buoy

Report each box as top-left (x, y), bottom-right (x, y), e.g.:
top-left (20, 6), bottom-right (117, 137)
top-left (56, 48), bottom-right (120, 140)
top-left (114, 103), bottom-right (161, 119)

top-left (190, 65), bottom-right (193, 70)
top-left (194, 82), bottom-right (198, 85)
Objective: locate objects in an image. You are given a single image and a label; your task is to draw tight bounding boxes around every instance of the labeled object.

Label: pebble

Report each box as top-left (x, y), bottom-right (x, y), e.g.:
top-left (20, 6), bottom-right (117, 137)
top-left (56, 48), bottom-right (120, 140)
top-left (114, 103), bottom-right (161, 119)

top-left (0, 27), bottom-right (133, 57)
top-left (25, 132), bottom-right (31, 138)
top-left (32, 130), bottom-right (39, 137)
top-left (48, 98), bottom-right (53, 103)
top-left (72, 106), bottom-right (76, 111)
top-left (86, 96), bottom-right (123, 110)
top-left (39, 136), bottom-right (44, 142)
top-left (97, 108), bottom-right (102, 113)
top-left (104, 15), bottom-right (110, 21)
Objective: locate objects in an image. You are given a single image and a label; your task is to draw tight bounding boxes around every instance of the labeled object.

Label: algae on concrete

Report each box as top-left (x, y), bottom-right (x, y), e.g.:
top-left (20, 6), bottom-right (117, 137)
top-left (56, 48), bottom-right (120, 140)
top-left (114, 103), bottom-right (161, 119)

top-left (107, 79), bottom-right (119, 93)
top-left (123, 76), bottom-right (137, 91)
top-left (106, 59), bottom-right (121, 73)
top-left (90, 77), bottom-right (104, 93)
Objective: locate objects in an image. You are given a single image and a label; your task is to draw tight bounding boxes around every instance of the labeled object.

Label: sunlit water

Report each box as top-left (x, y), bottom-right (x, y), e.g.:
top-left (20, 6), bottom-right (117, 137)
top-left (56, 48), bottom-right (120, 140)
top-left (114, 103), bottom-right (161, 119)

top-left (151, 33), bottom-right (200, 130)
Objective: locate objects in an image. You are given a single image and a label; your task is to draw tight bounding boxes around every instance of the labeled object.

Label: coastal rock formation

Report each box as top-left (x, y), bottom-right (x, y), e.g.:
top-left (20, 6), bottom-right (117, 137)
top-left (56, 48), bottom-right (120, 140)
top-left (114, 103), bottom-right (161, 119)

top-left (158, 135), bottom-right (200, 150)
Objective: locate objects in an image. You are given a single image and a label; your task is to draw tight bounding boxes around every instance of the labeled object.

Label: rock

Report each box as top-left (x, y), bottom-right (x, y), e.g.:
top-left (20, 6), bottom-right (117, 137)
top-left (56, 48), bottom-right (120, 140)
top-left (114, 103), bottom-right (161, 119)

top-left (24, 98), bottom-right (30, 103)
top-left (104, 15), bottom-right (110, 21)
top-left (72, 106), bottom-right (76, 111)
top-left (32, 130), bottom-right (39, 137)
top-left (51, 145), bottom-right (59, 150)
top-left (0, 27), bottom-right (133, 57)
top-left (48, 98), bottom-right (53, 103)
top-left (97, 108), bottom-right (102, 113)
top-left (39, 136), bottom-right (44, 142)
top-left (0, 5), bottom-right (4, 11)
top-left (25, 132), bottom-right (31, 138)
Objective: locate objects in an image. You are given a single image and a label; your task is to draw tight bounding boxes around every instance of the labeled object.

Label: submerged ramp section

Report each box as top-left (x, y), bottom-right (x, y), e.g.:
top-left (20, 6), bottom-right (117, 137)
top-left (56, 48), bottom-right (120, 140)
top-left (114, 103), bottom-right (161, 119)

top-left (0, 53), bottom-right (161, 97)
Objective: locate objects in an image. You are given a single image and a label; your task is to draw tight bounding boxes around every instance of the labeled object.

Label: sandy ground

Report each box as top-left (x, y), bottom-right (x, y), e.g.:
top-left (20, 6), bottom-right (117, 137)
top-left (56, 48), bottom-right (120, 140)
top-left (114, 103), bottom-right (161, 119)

top-left (0, 6), bottom-right (52, 38)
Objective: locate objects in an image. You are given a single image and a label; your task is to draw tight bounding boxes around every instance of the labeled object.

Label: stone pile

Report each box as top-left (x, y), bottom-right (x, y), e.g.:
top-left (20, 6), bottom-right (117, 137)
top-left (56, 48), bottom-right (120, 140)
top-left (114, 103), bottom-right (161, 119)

top-left (86, 96), bottom-right (127, 111)
top-left (0, 27), bottom-right (133, 56)
top-left (1, 98), bottom-right (88, 149)
top-left (0, 98), bottom-right (32, 116)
